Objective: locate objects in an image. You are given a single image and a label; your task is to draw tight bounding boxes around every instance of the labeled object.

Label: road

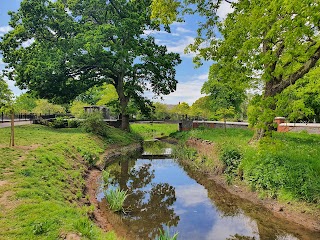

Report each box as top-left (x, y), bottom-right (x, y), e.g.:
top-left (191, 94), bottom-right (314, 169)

top-left (0, 121), bottom-right (32, 128)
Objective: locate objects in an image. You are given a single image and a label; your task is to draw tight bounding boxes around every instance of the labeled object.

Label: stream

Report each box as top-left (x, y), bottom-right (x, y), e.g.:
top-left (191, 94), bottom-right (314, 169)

top-left (97, 141), bottom-right (320, 240)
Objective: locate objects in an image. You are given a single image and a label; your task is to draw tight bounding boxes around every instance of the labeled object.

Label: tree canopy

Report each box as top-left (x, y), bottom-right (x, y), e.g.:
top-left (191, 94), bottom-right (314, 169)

top-left (0, 0), bottom-right (181, 130)
top-left (0, 77), bottom-right (13, 110)
top-left (152, 0), bottom-right (320, 135)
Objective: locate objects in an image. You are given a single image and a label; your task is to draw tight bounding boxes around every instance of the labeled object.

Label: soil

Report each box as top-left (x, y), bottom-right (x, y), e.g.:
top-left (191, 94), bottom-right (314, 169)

top-left (186, 138), bottom-right (320, 233)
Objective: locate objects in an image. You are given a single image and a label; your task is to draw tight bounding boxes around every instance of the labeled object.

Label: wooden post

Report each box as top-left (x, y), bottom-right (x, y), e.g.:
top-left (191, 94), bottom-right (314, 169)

top-left (10, 111), bottom-right (14, 147)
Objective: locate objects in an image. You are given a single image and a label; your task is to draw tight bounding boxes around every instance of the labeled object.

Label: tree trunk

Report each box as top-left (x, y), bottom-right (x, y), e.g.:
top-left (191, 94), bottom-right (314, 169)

top-left (10, 111), bottom-right (14, 147)
top-left (115, 75), bottom-right (130, 131)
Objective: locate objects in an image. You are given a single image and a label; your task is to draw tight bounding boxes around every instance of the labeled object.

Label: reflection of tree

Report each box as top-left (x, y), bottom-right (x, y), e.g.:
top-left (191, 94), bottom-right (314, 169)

top-left (108, 159), bottom-right (179, 239)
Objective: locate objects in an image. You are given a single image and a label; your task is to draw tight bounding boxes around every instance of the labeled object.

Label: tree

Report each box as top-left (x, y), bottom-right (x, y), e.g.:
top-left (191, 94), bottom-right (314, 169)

top-left (170, 102), bottom-right (190, 119)
top-left (152, 0), bottom-right (320, 137)
top-left (275, 67), bottom-right (320, 123)
top-left (202, 63), bottom-right (246, 130)
top-left (32, 99), bottom-right (65, 115)
top-left (14, 93), bottom-right (37, 113)
top-left (152, 102), bottom-right (170, 120)
top-left (189, 96), bottom-right (215, 120)
top-left (1, 0), bottom-right (181, 131)
top-left (0, 76), bottom-right (15, 146)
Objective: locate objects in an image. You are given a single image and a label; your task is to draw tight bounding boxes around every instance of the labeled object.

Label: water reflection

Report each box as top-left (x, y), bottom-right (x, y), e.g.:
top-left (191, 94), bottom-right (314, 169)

top-left (98, 143), bottom-right (320, 240)
top-left (104, 158), bottom-right (179, 239)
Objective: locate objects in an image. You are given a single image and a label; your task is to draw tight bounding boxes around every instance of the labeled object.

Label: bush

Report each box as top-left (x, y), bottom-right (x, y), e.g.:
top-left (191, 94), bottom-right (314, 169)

top-left (81, 113), bottom-right (110, 137)
top-left (68, 119), bottom-right (81, 128)
top-left (220, 148), bottom-right (242, 177)
top-left (82, 152), bottom-right (99, 167)
top-left (51, 117), bottom-right (67, 128)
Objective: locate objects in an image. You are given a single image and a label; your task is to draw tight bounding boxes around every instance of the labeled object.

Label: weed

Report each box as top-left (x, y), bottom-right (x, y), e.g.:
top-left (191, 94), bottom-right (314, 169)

top-left (105, 187), bottom-right (128, 212)
top-left (83, 152), bottom-right (99, 167)
top-left (74, 219), bottom-right (97, 239)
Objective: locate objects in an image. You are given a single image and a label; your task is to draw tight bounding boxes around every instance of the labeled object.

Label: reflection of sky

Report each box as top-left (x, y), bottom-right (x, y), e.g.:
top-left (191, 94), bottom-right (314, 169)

top-left (131, 159), bottom-right (261, 239)
top-left (100, 158), bottom-right (301, 240)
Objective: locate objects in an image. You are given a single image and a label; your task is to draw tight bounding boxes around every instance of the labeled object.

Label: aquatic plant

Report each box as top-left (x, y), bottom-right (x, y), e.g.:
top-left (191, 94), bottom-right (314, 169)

top-left (105, 187), bottom-right (128, 212)
top-left (156, 229), bottom-right (179, 240)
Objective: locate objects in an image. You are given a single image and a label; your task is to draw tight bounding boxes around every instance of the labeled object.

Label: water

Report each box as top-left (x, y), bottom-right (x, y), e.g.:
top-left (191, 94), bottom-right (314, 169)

top-left (97, 143), bottom-right (320, 240)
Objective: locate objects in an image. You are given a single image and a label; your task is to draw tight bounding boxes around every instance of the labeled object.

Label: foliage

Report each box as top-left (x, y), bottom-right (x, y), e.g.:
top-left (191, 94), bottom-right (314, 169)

top-left (0, 76), bottom-right (13, 111)
top-left (32, 99), bottom-right (65, 115)
top-left (67, 119), bottom-right (81, 128)
top-left (170, 102), bottom-right (190, 119)
top-left (69, 100), bottom-right (87, 118)
top-left (130, 123), bottom-right (178, 140)
top-left (14, 93), bottom-right (37, 113)
top-left (189, 96), bottom-right (216, 120)
top-left (152, 102), bottom-right (170, 120)
top-left (105, 187), bottom-right (128, 212)
top-left (0, 124), bottom-right (123, 239)
top-left (1, 0), bottom-right (181, 131)
top-left (156, 228), bottom-right (179, 240)
top-left (275, 68), bottom-right (320, 122)
top-left (220, 147), bottom-right (242, 181)
top-left (152, 0), bottom-right (320, 133)
top-left (81, 112), bottom-right (110, 137)
top-left (50, 117), bottom-right (67, 128)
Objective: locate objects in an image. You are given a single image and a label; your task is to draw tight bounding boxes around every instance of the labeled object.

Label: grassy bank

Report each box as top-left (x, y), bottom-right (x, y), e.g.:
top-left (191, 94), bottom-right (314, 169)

top-left (172, 128), bottom-right (320, 206)
top-left (0, 124), bottom-right (137, 240)
top-left (130, 123), bottom-right (178, 140)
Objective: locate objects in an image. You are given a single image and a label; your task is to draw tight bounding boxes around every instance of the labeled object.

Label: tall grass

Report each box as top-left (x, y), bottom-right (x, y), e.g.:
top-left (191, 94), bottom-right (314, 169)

top-left (105, 187), bottom-right (128, 212)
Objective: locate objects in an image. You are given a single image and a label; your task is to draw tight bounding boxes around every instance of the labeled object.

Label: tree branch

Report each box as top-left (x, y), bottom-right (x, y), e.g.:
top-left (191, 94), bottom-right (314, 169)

top-left (273, 45), bottom-right (320, 95)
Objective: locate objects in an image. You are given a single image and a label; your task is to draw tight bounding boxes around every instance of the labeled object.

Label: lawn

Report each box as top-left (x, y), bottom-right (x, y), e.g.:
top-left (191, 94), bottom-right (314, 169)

top-left (0, 124), bottom-right (137, 240)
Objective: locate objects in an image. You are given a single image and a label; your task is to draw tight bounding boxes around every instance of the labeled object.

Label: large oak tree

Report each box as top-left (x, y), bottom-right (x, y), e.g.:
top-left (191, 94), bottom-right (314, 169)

top-left (0, 0), bottom-right (181, 130)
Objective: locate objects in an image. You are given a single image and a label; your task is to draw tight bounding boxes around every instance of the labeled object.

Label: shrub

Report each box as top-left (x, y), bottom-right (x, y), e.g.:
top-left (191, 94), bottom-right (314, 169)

top-left (105, 187), bottom-right (128, 212)
top-left (51, 117), bottom-right (67, 128)
top-left (220, 148), bottom-right (242, 177)
top-left (67, 119), bottom-right (80, 128)
top-left (81, 113), bottom-right (110, 137)
top-left (82, 152), bottom-right (99, 168)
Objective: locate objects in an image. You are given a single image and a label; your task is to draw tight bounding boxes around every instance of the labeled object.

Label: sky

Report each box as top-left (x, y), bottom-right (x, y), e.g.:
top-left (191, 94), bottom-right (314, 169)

top-left (0, 1), bottom-right (232, 105)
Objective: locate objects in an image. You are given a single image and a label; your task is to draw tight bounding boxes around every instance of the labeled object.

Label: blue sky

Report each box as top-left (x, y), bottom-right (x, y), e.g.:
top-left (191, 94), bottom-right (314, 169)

top-left (0, 1), bottom-right (232, 105)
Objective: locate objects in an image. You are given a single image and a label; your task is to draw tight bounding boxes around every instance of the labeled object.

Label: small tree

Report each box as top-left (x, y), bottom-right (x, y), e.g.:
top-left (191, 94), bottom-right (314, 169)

top-left (0, 77), bottom-right (15, 146)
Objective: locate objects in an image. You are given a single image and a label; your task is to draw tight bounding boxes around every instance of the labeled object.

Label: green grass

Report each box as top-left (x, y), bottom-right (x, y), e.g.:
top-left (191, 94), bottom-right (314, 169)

top-left (173, 127), bottom-right (320, 205)
top-left (130, 123), bottom-right (179, 140)
top-left (0, 124), bottom-right (136, 239)
top-left (156, 229), bottom-right (179, 240)
top-left (105, 187), bottom-right (128, 212)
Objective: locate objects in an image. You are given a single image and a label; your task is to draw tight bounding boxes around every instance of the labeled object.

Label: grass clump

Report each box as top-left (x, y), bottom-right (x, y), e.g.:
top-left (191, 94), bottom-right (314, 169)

top-left (102, 169), bottom-right (111, 185)
top-left (105, 187), bottom-right (128, 212)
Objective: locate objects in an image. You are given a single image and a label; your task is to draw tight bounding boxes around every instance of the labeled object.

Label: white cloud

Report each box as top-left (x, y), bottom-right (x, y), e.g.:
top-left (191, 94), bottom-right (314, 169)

top-left (157, 36), bottom-right (196, 58)
top-left (176, 26), bottom-right (192, 34)
top-left (22, 38), bottom-right (35, 48)
top-left (0, 26), bottom-right (12, 37)
top-left (147, 73), bottom-right (209, 105)
top-left (217, 1), bottom-right (235, 19)
top-left (175, 184), bottom-right (209, 207)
